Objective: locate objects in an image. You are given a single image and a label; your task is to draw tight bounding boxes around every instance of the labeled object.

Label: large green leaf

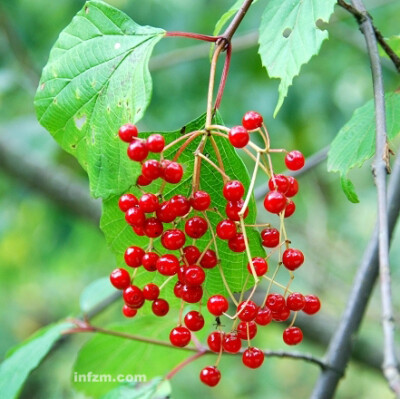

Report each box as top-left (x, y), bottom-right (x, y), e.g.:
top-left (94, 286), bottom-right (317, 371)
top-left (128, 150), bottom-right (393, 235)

top-left (34, 0), bottom-right (165, 198)
top-left (258, 0), bottom-right (336, 115)
top-left (328, 92), bottom-right (400, 201)
top-left (80, 277), bottom-right (117, 314)
top-left (100, 113), bottom-right (264, 306)
top-left (0, 321), bottom-right (73, 399)
top-left (379, 35), bottom-right (400, 59)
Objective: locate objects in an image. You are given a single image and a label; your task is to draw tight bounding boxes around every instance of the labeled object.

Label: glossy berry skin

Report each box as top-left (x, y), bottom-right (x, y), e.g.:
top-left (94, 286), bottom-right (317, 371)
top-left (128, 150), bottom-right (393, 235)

top-left (173, 281), bottom-right (184, 298)
top-left (284, 200), bottom-right (296, 218)
top-left (142, 283), bottom-right (160, 301)
top-left (242, 347), bottom-right (265, 369)
top-left (118, 194), bottom-right (139, 212)
top-left (190, 191), bottom-right (211, 211)
top-left (272, 306), bottom-right (291, 322)
top-left (199, 366), bottom-right (221, 387)
top-left (268, 174), bottom-right (289, 194)
top-left (207, 331), bottom-right (224, 352)
top-left (216, 219), bottom-right (237, 240)
top-left (142, 160), bottom-right (162, 181)
top-left (118, 123), bottom-right (138, 142)
top-left (237, 321), bottom-right (258, 340)
top-left (285, 150), bottom-right (305, 170)
top-left (170, 195), bottom-right (191, 217)
top-left (161, 229), bottom-right (186, 250)
top-left (261, 228), bottom-right (280, 248)
top-left (152, 298), bottom-right (169, 316)
top-left (163, 162), bottom-right (183, 184)
top-left (242, 111), bottom-right (263, 130)
top-left (136, 174), bottom-right (152, 186)
top-left (303, 295), bottom-right (321, 315)
top-left (264, 191), bottom-right (287, 214)
top-left (184, 265), bottom-right (205, 286)
top-left (127, 140), bottom-right (148, 162)
top-left (286, 292), bottom-right (306, 311)
top-left (229, 126), bottom-right (249, 148)
top-left (247, 257), bottom-right (268, 276)
top-left (124, 246), bottom-right (145, 268)
top-left (123, 285), bottom-right (144, 309)
top-left (283, 326), bottom-right (303, 345)
top-left (142, 252), bottom-right (159, 272)
top-left (133, 225), bottom-right (145, 236)
top-left (156, 201), bottom-right (176, 223)
top-left (282, 248), bottom-right (304, 271)
top-left (184, 311), bottom-right (205, 331)
top-left (183, 246), bottom-right (201, 264)
top-left (139, 193), bottom-right (159, 213)
top-left (237, 300), bottom-right (258, 322)
top-left (266, 293), bottom-right (286, 312)
top-left (200, 249), bottom-right (218, 269)
top-left (286, 176), bottom-right (299, 197)
top-left (146, 134), bottom-right (165, 153)
top-left (223, 333), bottom-right (242, 353)
top-left (110, 268), bottom-right (131, 290)
top-left (143, 217), bottom-right (163, 238)
top-left (207, 295), bottom-right (229, 316)
top-left (255, 306), bottom-right (272, 326)
top-left (156, 254), bottom-right (179, 276)
top-left (225, 200), bottom-right (248, 221)
top-left (223, 180), bottom-right (244, 201)
top-left (228, 233), bottom-right (246, 252)
top-left (170, 326), bottom-right (191, 347)
top-left (181, 284), bottom-right (203, 303)
top-left (185, 217), bottom-right (208, 239)
top-left (125, 207), bottom-right (145, 227)
top-left (122, 305), bottom-right (137, 318)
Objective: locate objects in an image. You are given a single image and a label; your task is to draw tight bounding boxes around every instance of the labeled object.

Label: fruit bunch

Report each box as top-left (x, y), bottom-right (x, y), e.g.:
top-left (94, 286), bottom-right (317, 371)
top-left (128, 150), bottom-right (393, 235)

top-left (109, 111), bottom-right (321, 387)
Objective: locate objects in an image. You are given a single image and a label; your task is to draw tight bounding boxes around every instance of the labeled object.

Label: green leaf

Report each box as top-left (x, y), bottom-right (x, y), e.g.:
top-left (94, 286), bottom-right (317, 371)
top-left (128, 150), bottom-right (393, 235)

top-left (328, 92), bottom-right (400, 201)
top-left (80, 277), bottom-right (117, 314)
top-left (34, 0), bottom-right (165, 199)
top-left (100, 378), bottom-right (171, 399)
top-left (379, 35), bottom-right (400, 59)
top-left (0, 321), bottom-right (73, 399)
top-left (340, 176), bottom-right (360, 203)
top-left (258, 0), bottom-right (336, 116)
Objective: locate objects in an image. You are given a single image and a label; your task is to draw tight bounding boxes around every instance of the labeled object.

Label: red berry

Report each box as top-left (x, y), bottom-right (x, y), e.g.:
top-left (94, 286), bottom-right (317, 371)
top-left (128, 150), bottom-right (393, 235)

top-left (223, 180), bottom-right (245, 201)
top-left (228, 233), bottom-right (246, 252)
top-left (125, 207), bottom-right (145, 227)
top-left (156, 254), bottom-right (179, 276)
top-left (284, 200), bottom-right (296, 218)
top-left (161, 229), bottom-right (186, 250)
top-left (207, 295), bottom-right (229, 316)
top-left (272, 306), bottom-right (291, 322)
top-left (183, 246), bottom-right (201, 264)
top-left (124, 246), bottom-right (144, 268)
top-left (163, 162), bottom-right (183, 183)
top-left (237, 300), bottom-right (258, 322)
top-left (181, 284), bottom-right (203, 303)
top-left (118, 194), bottom-right (139, 212)
top-left (225, 200), bottom-right (248, 221)
top-left (264, 191), bottom-right (287, 214)
top-left (303, 295), bottom-right (321, 315)
top-left (237, 321), bottom-right (258, 340)
top-left (286, 176), bottom-right (299, 197)
top-left (285, 150), bottom-right (305, 171)
top-left (132, 225), bottom-right (145, 236)
top-left (184, 311), bottom-right (205, 331)
top-left (173, 281), bottom-right (184, 298)
top-left (242, 111), bottom-right (263, 130)
top-left (247, 257), bottom-right (268, 276)
top-left (170, 326), bottom-right (191, 347)
top-left (123, 285), bottom-right (145, 309)
top-left (229, 126), bottom-right (249, 148)
top-left (266, 293), bottom-right (285, 312)
top-left (118, 123), bottom-right (138, 142)
top-left (142, 160), bottom-right (162, 180)
top-left (283, 326), bottom-right (303, 345)
top-left (223, 332), bottom-right (242, 353)
top-left (207, 331), bottom-right (224, 352)
top-left (282, 248), bottom-right (304, 271)
top-left (143, 217), bottom-right (163, 238)
top-left (260, 228), bottom-right (280, 248)
top-left (146, 134), bottom-right (165, 153)
top-left (242, 347), bottom-right (264, 368)
top-left (184, 265), bottom-right (206, 286)
top-left (136, 174), bottom-right (152, 186)
top-left (170, 195), bottom-right (190, 217)
top-left (268, 174), bottom-right (289, 194)
top-left (156, 201), bottom-right (176, 223)
top-left (200, 249), bottom-right (218, 269)
top-left (199, 366), bottom-right (221, 387)
top-left (286, 292), bottom-right (306, 311)
top-left (142, 283), bottom-right (160, 301)
top-left (142, 252), bottom-right (159, 272)
top-left (255, 306), bottom-right (272, 326)
top-left (185, 216), bottom-right (208, 239)
top-left (127, 140), bottom-right (148, 162)
top-left (216, 219), bottom-right (237, 240)
top-left (177, 265), bottom-right (186, 283)
top-left (190, 191), bottom-right (211, 211)
top-left (152, 298), bottom-right (169, 316)
top-left (110, 268), bottom-right (131, 290)
top-left (139, 193), bottom-right (159, 213)
top-left (122, 305), bottom-right (137, 318)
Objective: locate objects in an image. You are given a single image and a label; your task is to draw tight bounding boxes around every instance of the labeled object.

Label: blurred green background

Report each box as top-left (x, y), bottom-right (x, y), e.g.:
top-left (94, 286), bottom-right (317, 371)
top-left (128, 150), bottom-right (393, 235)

top-left (0, 0), bottom-right (399, 398)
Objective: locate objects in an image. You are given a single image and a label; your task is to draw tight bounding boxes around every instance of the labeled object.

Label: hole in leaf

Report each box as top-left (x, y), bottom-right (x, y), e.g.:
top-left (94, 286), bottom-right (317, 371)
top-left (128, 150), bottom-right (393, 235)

top-left (282, 28), bottom-right (292, 38)
top-left (315, 19), bottom-right (328, 31)
top-left (114, 42), bottom-right (121, 50)
top-left (40, 83), bottom-right (45, 90)
top-left (180, 126), bottom-right (187, 134)
top-left (71, 144), bottom-right (77, 149)
top-left (75, 115), bottom-right (86, 130)
top-left (85, 5), bottom-right (89, 14)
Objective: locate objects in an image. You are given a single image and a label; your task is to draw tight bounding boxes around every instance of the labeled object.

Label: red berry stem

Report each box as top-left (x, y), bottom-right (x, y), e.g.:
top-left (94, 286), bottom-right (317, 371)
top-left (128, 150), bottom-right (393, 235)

top-left (165, 349), bottom-right (207, 380)
top-left (165, 31), bottom-right (221, 43)
top-left (214, 43), bottom-right (232, 111)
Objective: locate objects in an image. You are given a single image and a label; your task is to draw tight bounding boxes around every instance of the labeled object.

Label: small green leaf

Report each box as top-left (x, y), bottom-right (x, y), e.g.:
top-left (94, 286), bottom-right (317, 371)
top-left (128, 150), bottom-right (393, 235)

top-left (340, 176), bottom-right (360, 203)
top-left (0, 321), bottom-right (73, 399)
top-left (80, 277), bottom-right (116, 314)
top-left (34, 0), bottom-right (165, 198)
top-left (258, 0), bottom-right (336, 115)
top-left (379, 35), bottom-right (400, 59)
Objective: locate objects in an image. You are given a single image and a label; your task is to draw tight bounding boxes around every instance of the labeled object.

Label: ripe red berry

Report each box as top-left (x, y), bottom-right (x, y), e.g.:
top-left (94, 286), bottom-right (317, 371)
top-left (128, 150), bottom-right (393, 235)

top-left (139, 193), bottom-right (159, 213)
top-left (237, 320), bottom-right (258, 340)
top-left (223, 333), bottom-right (242, 353)
top-left (242, 347), bottom-right (264, 368)
top-left (268, 174), bottom-right (289, 194)
top-left (286, 176), bottom-right (299, 197)
top-left (229, 126), bottom-right (249, 148)
top-left (225, 200), bottom-right (248, 221)
top-left (183, 246), bottom-right (201, 264)
top-left (124, 246), bottom-right (145, 268)
top-left (184, 265), bottom-right (206, 286)
top-left (170, 326), bottom-right (191, 347)
top-left (173, 281), bottom-right (184, 298)
top-left (207, 295), bottom-right (229, 316)
top-left (237, 300), bottom-right (258, 322)
top-left (185, 216), bottom-right (208, 239)
top-left (184, 311), bottom-right (205, 331)
top-left (125, 207), bottom-right (145, 227)
top-left (200, 249), bottom-right (218, 269)
top-left (142, 160), bottom-right (162, 181)
top-left (285, 150), bottom-right (305, 171)
top-left (156, 254), bottom-right (179, 276)
top-left (118, 193), bottom-right (139, 212)
top-left (282, 248), bottom-right (304, 271)
top-left (247, 257), bottom-right (268, 276)
top-left (156, 201), bottom-right (176, 223)
top-left (284, 199), bottom-right (296, 218)
top-left (199, 366), bottom-right (221, 387)
top-left (255, 306), bottom-right (272, 326)
top-left (170, 195), bottom-right (190, 216)
top-left (260, 228), bottom-right (280, 248)
top-left (143, 217), bottom-right (163, 238)
top-left (242, 111), bottom-right (263, 130)
top-left (216, 219), bottom-right (237, 240)
top-left (123, 285), bottom-right (145, 309)
top-left (132, 225), bottom-right (145, 236)
top-left (283, 326), bottom-right (303, 345)
top-left (303, 295), bottom-right (321, 315)
top-left (161, 229), bottom-right (186, 250)
top-left (266, 293), bottom-right (285, 312)
top-left (272, 306), bottom-right (291, 322)
top-left (286, 292), bottom-right (306, 311)
top-left (228, 233), bottom-right (246, 252)
top-left (163, 162), bottom-right (183, 183)
top-left (136, 174), bottom-right (152, 186)
top-left (152, 298), bottom-right (169, 316)
top-left (223, 180), bottom-right (245, 201)
top-left (122, 305), bottom-right (137, 318)
top-left (207, 331), bottom-right (224, 352)
top-left (181, 284), bottom-right (203, 303)
top-left (110, 268), bottom-right (131, 290)
top-left (142, 283), bottom-right (160, 301)
top-left (142, 252), bottom-right (159, 272)
top-left (146, 134), bottom-right (165, 153)
top-left (190, 191), bottom-right (211, 210)
top-left (118, 123), bottom-right (138, 142)
top-left (264, 191), bottom-right (287, 214)
top-left (127, 140), bottom-right (148, 162)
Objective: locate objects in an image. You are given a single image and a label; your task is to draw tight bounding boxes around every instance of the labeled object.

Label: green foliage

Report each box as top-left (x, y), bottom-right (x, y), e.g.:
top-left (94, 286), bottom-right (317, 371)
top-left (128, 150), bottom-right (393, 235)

top-left (80, 277), bottom-right (117, 314)
top-left (379, 35), bottom-right (400, 58)
top-left (34, 0), bottom-right (165, 198)
top-left (258, 0), bottom-right (336, 115)
top-left (328, 92), bottom-right (400, 201)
